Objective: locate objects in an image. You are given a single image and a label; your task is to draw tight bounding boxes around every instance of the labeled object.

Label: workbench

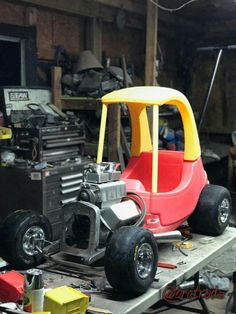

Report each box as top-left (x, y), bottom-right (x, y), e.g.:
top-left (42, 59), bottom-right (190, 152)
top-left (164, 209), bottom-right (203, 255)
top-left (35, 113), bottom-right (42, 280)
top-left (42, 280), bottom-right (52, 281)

top-left (42, 227), bottom-right (236, 314)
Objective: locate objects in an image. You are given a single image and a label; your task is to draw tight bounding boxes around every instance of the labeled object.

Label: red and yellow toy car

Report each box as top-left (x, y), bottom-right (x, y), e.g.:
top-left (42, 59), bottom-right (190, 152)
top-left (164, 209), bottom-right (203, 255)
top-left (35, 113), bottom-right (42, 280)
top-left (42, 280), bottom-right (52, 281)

top-left (97, 86), bottom-right (231, 294)
top-left (99, 86), bottom-right (231, 236)
top-left (0, 87), bottom-right (230, 296)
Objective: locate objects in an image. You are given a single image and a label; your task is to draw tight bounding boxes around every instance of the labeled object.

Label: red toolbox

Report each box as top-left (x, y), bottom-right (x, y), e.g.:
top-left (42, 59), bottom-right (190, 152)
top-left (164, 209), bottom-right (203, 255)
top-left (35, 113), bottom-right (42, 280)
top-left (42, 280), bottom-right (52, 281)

top-left (0, 270), bottom-right (24, 302)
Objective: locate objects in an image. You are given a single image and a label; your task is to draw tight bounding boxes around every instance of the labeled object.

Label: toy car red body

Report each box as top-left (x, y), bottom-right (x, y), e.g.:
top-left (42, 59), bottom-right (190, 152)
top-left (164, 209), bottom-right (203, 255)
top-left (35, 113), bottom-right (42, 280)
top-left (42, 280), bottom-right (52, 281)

top-left (99, 86), bottom-right (231, 236)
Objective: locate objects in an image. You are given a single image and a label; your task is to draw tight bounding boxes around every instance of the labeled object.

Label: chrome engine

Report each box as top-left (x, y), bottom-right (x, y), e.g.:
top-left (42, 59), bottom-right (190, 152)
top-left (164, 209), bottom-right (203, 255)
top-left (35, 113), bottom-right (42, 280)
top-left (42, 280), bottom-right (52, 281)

top-left (62, 162), bottom-right (140, 264)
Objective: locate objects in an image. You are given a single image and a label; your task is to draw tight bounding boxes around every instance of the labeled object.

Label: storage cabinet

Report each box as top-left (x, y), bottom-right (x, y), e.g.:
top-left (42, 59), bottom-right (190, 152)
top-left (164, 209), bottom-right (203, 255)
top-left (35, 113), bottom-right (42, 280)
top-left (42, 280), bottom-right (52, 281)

top-left (0, 161), bottom-right (89, 240)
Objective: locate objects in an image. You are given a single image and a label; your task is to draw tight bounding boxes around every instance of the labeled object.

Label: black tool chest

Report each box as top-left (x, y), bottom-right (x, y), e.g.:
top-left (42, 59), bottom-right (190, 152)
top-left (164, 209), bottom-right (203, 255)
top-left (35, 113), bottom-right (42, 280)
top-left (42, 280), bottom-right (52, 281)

top-left (0, 86), bottom-right (91, 241)
top-left (0, 159), bottom-right (90, 240)
top-left (13, 124), bottom-right (85, 162)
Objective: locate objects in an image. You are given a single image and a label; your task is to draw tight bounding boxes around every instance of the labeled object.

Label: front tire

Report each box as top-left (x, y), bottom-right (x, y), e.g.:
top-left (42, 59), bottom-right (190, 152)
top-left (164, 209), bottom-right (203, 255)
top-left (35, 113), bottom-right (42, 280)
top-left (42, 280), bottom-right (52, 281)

top-left (188, 184), bottom-right (231, 236)
top-left (1, 210), bottom-right (52, 269)
top-left (104, 226), bottom-right (158, 295)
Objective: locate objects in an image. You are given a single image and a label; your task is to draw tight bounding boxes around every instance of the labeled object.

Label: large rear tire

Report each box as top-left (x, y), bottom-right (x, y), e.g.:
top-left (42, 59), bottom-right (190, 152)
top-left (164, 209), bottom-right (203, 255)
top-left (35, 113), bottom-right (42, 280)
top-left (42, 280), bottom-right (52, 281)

top-left (188, 184), bottom-right (231, 236)
top-left (0, 210), bottom-right (52, 269)
top-left (104, 226), bottom-right (158, 295)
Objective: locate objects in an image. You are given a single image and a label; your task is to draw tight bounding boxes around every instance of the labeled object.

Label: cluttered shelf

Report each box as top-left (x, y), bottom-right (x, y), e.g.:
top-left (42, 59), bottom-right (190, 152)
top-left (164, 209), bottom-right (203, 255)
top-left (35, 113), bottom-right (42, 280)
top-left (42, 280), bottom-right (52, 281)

top-left (52, 66), bottom-right (102, 111)
top-left (60, 96), bottom-right (101, 111)
top-left (52, 66), bottom-right (127, 162)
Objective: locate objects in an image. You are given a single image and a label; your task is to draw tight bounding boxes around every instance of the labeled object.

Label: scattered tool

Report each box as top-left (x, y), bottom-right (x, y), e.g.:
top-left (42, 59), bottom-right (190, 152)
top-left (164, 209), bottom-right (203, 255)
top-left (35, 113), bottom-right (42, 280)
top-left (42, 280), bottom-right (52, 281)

top-left (199, 237), bottom-right (214, 244)
top-left (158, 262), bottom-right (177, 269)
top-left (87, 305), bottom-right (112, 314)
top-left (175, 241), bottom-right (193, 249)
top-left (0, 127), bottom-right (12, 140)
top-left (0, 305), bottom-right (29, 314)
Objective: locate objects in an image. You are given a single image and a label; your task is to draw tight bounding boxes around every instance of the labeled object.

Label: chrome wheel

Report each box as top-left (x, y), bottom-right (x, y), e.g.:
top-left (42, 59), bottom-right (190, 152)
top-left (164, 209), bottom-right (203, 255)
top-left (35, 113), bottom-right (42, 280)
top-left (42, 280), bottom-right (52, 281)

top-left (218, 198), bottom-right (230, 224)
top-left (136, 243), bottom-right (154, 279)
top-left (22, 226), bottom-right (45, 256)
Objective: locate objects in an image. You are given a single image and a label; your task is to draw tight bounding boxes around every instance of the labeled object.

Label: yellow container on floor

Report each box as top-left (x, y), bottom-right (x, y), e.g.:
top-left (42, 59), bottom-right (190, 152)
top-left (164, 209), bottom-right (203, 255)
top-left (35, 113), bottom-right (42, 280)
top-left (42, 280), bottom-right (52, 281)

top-left (44, 286), bottom-right (89, 314)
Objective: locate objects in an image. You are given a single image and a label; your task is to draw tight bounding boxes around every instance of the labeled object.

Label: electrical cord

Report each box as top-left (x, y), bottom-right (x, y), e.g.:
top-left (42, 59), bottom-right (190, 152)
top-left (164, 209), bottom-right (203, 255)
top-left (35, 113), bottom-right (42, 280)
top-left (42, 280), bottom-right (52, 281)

top-left (149, 0), bottom-right (199, 12)
top-left (124, 191), bottom-right (147, 227)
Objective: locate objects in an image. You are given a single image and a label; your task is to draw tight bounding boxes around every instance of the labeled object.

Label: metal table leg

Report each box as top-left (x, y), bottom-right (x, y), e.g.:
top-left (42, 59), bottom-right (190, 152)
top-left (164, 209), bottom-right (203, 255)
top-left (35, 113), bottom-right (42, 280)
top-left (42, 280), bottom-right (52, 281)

top-left (231, 271), bottom-right (236, 313)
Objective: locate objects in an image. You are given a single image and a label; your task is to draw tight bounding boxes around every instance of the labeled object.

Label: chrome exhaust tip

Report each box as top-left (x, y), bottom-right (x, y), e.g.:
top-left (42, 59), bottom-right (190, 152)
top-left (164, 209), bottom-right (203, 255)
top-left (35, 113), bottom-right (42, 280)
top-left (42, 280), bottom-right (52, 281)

top-left (153, 230), bottom-right (182, 243)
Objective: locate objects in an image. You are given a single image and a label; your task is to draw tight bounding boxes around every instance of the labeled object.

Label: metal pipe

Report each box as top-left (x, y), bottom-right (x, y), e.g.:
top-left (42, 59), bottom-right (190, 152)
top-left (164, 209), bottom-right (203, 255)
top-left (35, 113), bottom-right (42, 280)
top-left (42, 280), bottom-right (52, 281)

top-left (197, 45), bottom-right (236, 52)
top-left (197, 49), bottom-right (223, 132)
top-left (153, 230), bottom-right (182, 243)
top-left (179, 278), bottom-right (209, 290)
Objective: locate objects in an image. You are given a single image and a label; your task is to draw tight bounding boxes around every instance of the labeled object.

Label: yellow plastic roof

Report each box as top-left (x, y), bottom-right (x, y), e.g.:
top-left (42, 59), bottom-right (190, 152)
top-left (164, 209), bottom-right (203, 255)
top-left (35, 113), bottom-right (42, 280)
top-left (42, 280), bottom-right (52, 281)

top-left (102, 86), bottom-right (189, 106)
top-left (99, 86), bottom-right (201, 161)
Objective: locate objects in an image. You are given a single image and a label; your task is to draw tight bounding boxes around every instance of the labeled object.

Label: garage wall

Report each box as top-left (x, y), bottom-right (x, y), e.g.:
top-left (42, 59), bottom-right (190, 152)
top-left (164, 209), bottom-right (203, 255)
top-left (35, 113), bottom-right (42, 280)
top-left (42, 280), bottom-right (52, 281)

top-left (0, 2), bottom-right (25, 26)
top-left (0, 1), bottom-right (187, 90)
top-left (0, 1), bottom-right (85, 59)
top-left (36, 10), bottom-right (85, 60)
top-left (190, 21), bottom-right (236, 134)
top-left (102, 21), bottom-right (146, 83)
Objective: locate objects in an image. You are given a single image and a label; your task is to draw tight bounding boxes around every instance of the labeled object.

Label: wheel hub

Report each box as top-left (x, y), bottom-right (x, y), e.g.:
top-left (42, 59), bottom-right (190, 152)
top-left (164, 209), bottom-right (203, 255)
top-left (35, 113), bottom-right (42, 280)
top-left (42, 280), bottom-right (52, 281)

top-left (218, 198), bottom-right (230, 224)
top-left (136, 243), bottom-right (154, 279)
top-left (22, 226), bottom-right (45, 256)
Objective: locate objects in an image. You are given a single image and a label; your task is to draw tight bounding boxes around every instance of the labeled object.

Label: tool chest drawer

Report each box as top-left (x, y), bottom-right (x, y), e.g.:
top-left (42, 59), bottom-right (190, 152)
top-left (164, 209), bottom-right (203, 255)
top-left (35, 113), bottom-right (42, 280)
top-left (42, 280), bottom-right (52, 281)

top-left (0, 159), bottom-right (90, 240)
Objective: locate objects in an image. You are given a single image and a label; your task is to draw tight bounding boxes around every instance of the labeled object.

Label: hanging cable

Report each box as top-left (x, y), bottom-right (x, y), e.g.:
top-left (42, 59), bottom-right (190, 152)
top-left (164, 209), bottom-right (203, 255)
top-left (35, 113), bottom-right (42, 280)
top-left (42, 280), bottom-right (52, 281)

top-left (123, 191), bottom-right (147, 227)
top-left (149, 0), bottom-right (200, 13)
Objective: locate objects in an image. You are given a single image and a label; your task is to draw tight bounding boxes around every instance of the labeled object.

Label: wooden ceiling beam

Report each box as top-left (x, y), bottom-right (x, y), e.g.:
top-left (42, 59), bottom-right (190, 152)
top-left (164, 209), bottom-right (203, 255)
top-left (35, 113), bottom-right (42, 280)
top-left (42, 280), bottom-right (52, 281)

top-left (96, 0), bottom-right (144, 15)
top-left (97, 0), bottom-right (200, 33)
top-left (145, 0), bottom-right (158, 86)
top-left (6, 0), bottom-right (98, 17)
top-left (4, 0), bottom-right (200, 34)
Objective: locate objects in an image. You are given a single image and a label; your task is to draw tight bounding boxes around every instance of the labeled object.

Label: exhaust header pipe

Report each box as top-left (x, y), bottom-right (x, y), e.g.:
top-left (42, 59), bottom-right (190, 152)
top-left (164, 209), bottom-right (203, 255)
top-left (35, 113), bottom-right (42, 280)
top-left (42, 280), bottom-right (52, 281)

top-left (153, 230), bottom-right (182, 243)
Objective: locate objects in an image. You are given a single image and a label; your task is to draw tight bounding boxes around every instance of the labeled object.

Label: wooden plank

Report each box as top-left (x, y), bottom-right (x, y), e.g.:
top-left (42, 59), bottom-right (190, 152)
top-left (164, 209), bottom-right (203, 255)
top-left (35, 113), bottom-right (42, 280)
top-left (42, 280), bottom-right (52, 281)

top-left (61, 98), bottom-right (101, 111)
top-left (36, 9), bottom-right (53, 60)
top-left (12, 0), bottom-right (98, 17)
top-left (98, 4), bottom-right (145, 29)
top-left (85, 17), bottom-right (102, 62)
top-left (108, 105), bottom-right (120, 162)
top-left (5, 0), bottom-right (199, 34)
top-left (87, 305), bottom-right (112, 314)
top-left (24, 6), bottom-right (37, 25)
top-left (145, 0), bottom-right (158, 85)
top-left (51, 66), bottom-right (62, 110)
top-left (37, 48), bottom-right (54, 60)
top-left (36, 9), bottom-right (84, 60)
top-left (52, 12), bottom-right (84, 55)
top-left (96, 0), bottom-right (144, 15)
top-left (0, 1), bottom-right (25, 25)
top-left (96, 0), bottom-right (200, 34)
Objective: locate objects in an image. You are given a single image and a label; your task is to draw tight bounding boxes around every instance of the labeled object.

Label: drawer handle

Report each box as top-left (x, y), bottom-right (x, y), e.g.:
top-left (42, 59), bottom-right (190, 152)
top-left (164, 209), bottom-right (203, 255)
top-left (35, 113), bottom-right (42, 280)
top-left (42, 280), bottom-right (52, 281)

top-left (61, 179), bottom-right (82, 188)
top-left (61, 186), bottom-right (81, 194)
top-left (61, 173), bottom-right (83, 181)
top-left (61, 197), bottom-right (77, 205)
